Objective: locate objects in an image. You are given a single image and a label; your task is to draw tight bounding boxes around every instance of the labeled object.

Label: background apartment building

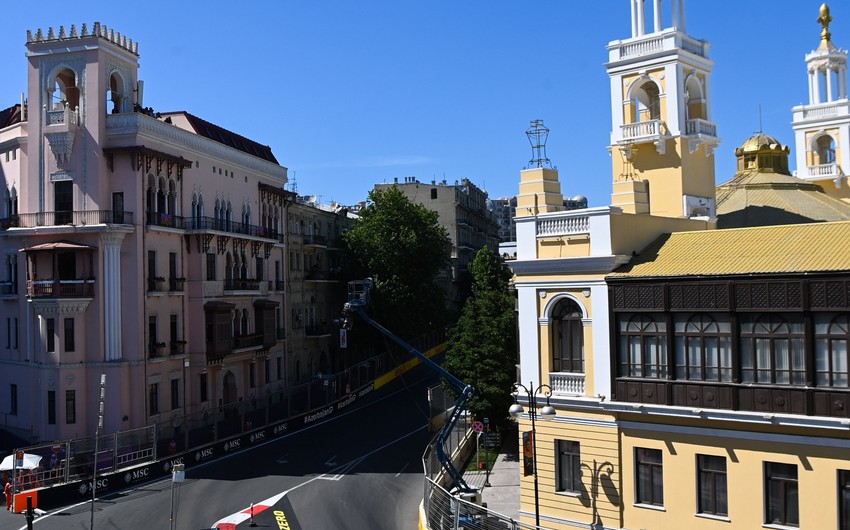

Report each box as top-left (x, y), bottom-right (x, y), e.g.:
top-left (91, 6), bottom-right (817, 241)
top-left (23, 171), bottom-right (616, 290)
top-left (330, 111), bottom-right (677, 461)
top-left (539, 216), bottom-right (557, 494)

top-left (374, 177), bottom-right (499, 313)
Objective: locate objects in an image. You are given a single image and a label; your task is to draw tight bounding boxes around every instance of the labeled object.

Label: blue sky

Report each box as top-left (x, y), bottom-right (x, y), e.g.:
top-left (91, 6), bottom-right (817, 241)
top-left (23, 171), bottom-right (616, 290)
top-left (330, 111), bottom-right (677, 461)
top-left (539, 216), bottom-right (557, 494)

top-left (1, 1), bottom-right (846, 207)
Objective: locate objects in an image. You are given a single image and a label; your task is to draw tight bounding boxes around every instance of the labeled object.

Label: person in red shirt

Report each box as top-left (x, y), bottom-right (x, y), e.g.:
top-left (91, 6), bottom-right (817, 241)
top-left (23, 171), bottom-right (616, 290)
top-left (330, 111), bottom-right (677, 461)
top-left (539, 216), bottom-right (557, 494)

top-left (4, 479), bottom-right (12, 511)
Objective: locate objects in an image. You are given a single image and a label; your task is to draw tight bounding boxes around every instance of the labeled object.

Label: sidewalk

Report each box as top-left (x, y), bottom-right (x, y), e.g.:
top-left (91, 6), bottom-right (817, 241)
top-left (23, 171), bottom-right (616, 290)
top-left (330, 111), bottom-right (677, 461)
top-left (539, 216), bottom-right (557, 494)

top-left (462, 431), bottom-right (520, 521)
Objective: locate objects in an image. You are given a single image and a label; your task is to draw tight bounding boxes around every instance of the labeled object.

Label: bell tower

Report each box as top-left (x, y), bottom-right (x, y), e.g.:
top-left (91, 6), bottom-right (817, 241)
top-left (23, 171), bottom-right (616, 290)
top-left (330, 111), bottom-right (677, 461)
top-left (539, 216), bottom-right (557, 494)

top-left (791, 3), bottom-right (850, 200)
top-left (606, 0), bottom-right (720, 218)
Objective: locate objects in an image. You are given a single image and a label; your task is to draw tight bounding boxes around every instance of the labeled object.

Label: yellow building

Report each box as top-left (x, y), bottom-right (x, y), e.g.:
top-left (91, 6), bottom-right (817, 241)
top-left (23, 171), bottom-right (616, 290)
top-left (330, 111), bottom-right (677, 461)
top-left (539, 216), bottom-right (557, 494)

top-left (510, 2), bottom-right (850, 529)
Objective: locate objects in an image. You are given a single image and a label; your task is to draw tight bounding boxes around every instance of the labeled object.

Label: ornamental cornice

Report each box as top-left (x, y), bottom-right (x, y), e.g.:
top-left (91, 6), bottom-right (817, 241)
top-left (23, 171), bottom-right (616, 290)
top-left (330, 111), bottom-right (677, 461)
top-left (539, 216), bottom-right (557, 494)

top-left (105, 113), bottom-right (287, 181)
top-left (509, 255), bottom-right (631, 275)
top-left (32, 299), bottom-right (92, 316)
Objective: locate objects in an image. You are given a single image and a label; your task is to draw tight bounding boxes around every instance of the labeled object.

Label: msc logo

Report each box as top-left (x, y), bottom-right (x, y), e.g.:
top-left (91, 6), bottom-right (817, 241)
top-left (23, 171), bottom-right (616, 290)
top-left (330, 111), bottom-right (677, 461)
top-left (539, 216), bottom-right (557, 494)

top-left (195, 447), bottom-right (214, 461)
top-left (123, 468), bottom-right (150, 484)
top-left (274, 423), bottom-right (288, 435)
top-left (79, 479), bottom-right (109, 496)
top-left (250, 431), bottom-right (266, 443)
top-left (224, 439), bottom-right (241, 451)
top-left (163, 457), bottom-right (184, 472)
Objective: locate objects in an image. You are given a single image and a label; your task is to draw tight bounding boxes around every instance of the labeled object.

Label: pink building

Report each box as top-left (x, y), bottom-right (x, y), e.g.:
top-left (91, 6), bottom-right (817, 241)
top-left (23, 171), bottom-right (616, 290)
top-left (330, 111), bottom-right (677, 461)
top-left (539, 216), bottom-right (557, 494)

top-left (0, 23), bottom-right (289, 443)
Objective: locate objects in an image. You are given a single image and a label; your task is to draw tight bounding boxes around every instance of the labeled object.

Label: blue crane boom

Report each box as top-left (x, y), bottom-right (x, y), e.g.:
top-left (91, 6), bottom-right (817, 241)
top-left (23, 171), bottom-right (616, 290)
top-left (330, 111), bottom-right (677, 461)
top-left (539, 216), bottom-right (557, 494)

top-left (342, 279), bottom-right (475, 493)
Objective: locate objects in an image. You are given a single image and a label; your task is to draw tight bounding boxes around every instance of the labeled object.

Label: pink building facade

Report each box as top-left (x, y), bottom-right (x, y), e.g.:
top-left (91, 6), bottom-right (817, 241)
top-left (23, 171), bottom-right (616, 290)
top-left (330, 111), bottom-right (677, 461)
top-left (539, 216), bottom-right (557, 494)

top-left (0, 23), bottom-right (289, 443)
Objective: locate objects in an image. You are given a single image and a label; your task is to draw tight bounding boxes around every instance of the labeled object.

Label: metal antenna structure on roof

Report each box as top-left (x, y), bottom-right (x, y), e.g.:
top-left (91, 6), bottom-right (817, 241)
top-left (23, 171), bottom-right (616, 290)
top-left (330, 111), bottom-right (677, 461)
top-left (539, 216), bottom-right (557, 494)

top-left (526, 119), bottom-right (551, 168)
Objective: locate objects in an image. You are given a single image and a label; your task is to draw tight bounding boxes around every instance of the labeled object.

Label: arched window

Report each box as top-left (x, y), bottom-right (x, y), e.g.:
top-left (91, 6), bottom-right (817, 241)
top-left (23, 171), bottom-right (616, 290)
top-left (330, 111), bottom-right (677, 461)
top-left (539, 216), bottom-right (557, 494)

top-left (215, 199), bottom-right (223, 230)
top-left (628, 80), bottom-right (661, 124)
top-left (225, 252), bottom-right (234, 283)
top-left (156, 177), bottom-right (166, 213)
top-left (146, 176), bottom-right (156, 214)
top-left (167, 180), bottom-right (176, 215)
top-left (106, 72), bottom-right (123, 114)
top-left (740, 315), bottom-right (805, 385)
top-left (550, 298), bottom-right (584, 373)
top-left (51, 68), bottom-right (79, 110)
top-left (240, 251), bottom-right (247, 279)
top-left (242, 204), bottom-right (250, 226)
top-left (7, 186), bottom-right (17, 218)
top-left (816, 135), bottom-right (836, 165)
top-left (226, 201), bottom-right (233, 231)
top-left (684, 76), bottom-right (706, 122)
top-left (815, 314), bottom-right (850, 387)
top-left (673, 314), bottom-right (732, 381)
top-left (241, 309), bottom-right (249, 336)
top-left (618, 314), bottom-right (667, 378)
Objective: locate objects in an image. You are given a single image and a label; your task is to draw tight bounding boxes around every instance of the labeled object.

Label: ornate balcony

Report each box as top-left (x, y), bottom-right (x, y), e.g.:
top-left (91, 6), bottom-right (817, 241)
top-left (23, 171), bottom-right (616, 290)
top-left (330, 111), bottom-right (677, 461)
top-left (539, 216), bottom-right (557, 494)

top-left (619, 119), bottom-right (668, 155)
top-left (806, 162), bottom-right (843, 181)
top-left (27, 278), bottom-right (95, 298)
top-left (3, 210), bottom-right (133, 230)
top-left (550, 372), bottom-right (586, 397)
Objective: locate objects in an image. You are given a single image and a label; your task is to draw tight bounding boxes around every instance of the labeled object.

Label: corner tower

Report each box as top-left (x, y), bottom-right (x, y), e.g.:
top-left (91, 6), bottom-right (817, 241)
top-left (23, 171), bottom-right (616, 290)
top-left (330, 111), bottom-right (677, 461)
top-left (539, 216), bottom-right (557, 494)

top-left (24, 23), bottom-right (141, 214)
top-left (606, 0), bottom-right (720, 218)
top-left (791, 3), bottom-right (850, 200)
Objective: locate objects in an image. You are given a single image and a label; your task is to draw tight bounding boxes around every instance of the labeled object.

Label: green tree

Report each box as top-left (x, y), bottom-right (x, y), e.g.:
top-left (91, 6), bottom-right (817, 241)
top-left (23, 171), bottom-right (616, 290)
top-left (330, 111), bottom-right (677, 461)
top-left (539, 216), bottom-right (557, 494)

top-left (343, 185), bottom-right (451, 340)
top-left (444, 246), bottom-right (517, 427)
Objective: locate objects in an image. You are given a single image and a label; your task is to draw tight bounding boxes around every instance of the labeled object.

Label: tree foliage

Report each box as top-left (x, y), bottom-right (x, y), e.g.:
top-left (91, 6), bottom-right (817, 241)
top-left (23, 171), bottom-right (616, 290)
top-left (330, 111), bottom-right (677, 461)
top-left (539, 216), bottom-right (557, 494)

top-left (444, 246), bottom-right (517, 427)
top-left (343, 186), bottom-right (451, 340)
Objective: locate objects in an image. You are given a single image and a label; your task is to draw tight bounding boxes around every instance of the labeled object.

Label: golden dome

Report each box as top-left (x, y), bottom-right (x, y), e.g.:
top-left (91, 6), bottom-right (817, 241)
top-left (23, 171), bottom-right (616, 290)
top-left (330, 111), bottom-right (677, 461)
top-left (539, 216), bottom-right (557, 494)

top-left (736, 133), bottom-right (788, 154)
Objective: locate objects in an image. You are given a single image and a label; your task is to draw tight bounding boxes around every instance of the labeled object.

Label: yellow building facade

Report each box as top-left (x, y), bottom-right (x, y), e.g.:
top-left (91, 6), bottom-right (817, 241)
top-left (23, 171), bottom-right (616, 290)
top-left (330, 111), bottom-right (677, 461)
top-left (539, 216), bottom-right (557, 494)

top-left (510, 2), bottom-right (850, 529)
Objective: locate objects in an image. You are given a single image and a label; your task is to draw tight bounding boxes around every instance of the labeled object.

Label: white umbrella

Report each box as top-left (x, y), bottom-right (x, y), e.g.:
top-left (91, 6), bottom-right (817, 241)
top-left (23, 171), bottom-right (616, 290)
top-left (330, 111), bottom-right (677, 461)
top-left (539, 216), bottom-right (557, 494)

top-left (0, 453), bottom-right (42, 471)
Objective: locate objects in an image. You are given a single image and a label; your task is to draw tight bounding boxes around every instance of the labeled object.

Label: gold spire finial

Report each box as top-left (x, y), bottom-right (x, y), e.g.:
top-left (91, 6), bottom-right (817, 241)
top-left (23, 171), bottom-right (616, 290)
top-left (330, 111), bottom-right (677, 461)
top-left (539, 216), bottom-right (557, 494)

top-left (818, 3), bottom-right (833, 42)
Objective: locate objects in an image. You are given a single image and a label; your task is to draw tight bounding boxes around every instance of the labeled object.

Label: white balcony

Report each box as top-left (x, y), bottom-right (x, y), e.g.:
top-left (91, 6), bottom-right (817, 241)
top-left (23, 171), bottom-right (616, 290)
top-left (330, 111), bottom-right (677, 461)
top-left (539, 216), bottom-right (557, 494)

top-left (619, 119), bottom-right (668, 155)
top-left (806, 163), bottom-right (843, 180)
top-left (537, 214), bottom-right (589, 238)
top-left (608, 29), bottom-right (709, 61)
top-left (686, 118), bottom-right (720, 155)
top-left (549, 372), bottom-right (585, 397)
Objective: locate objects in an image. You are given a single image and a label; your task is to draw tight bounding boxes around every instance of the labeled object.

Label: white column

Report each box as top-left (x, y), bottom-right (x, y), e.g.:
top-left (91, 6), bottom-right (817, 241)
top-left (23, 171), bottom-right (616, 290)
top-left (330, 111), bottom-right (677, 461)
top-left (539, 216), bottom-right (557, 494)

top-left (631, 0), bottom-right (639, 37)
top-left (101, 232), bottom-right (125, 361)
top-left (814, 68), bottom-right (821, 104)
top-left (827, 67), bottom-right (835, 102)
top-left (653, 0), bottom-right (662, 32)
top-left (679, 0), bottom-right (686, 33)
top-left (637, 0), bottom-right (646, 36)
top-left (839, 66), bottom-right (847, 99)
top-left (808, 70), bottom-right (815, 104)
top-left (672, 0), bottom-right (680, 29)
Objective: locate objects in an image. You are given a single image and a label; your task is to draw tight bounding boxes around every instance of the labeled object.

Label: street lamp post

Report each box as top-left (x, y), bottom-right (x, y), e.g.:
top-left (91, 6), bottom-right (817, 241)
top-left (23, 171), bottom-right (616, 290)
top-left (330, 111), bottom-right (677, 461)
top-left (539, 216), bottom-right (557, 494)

top-left (509, 381), bottom-right (556, 528)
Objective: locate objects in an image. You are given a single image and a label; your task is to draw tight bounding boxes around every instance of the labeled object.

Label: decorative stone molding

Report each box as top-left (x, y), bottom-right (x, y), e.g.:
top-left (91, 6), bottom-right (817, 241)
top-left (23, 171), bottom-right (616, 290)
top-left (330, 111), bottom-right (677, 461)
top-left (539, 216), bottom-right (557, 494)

top-left (27, 22), bottom-right (139, 56)
top-left (32, 299), bottom-right (92, 316)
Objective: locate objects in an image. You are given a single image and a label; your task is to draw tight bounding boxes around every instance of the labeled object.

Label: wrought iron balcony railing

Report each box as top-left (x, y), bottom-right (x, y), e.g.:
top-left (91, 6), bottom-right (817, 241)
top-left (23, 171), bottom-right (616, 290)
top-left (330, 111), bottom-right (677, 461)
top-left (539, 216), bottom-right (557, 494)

top-left (3, 210), bottom-right (133, 230)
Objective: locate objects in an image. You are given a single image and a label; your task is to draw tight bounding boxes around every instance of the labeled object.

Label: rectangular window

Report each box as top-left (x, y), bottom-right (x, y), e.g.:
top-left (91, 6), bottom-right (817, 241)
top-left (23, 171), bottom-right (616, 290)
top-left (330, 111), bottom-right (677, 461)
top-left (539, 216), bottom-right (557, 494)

top-left (171, 379), bottom-right (179, 410)
top-left (697, 455), bottom-right (728, 516)
top-left (170, 315), bottom-right (178, 345)
top-left (256, 257), bottom-right (264, 281)
top-left (10, 383), bottom-right (17, 415)
top-left (840, 470), bottom-right (850, 530)
top-left (276, 356), bottom-right (282, 380)
top-left (5, 318), bottom-right (9, 348)
top-left (636, 448), bottom-right (663, 506)
top-left (47, 390), bottom-right (56, 424)
top-left (765, 462), bottom-right (798, 527)
top-left (64, 318), bottom-right (75, 352)
top-left (66, 390), bottom-right (76, 424)
top-left (199, 373), bottom-right (208, 402)
top-left (46, 318), bottom-right (55, 352)
top-left (206, 253), bottom-right (216, 281)
top-left (556, 440), bottom-right (581, 493)
top-left (249, 363), bottom-right (256, 388)
top-left (149, 383), bottom-right (159, 415)
top-left (674, 315), bottom-right (733, 382)
top-left (12, 317), bottom-right (17, 349)
top-left (431, 188), bottom-right (437, 199)
top-left (741, 315), bottom-right (805, 385)
top-left (265, 358), bottom-right (271, 384)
